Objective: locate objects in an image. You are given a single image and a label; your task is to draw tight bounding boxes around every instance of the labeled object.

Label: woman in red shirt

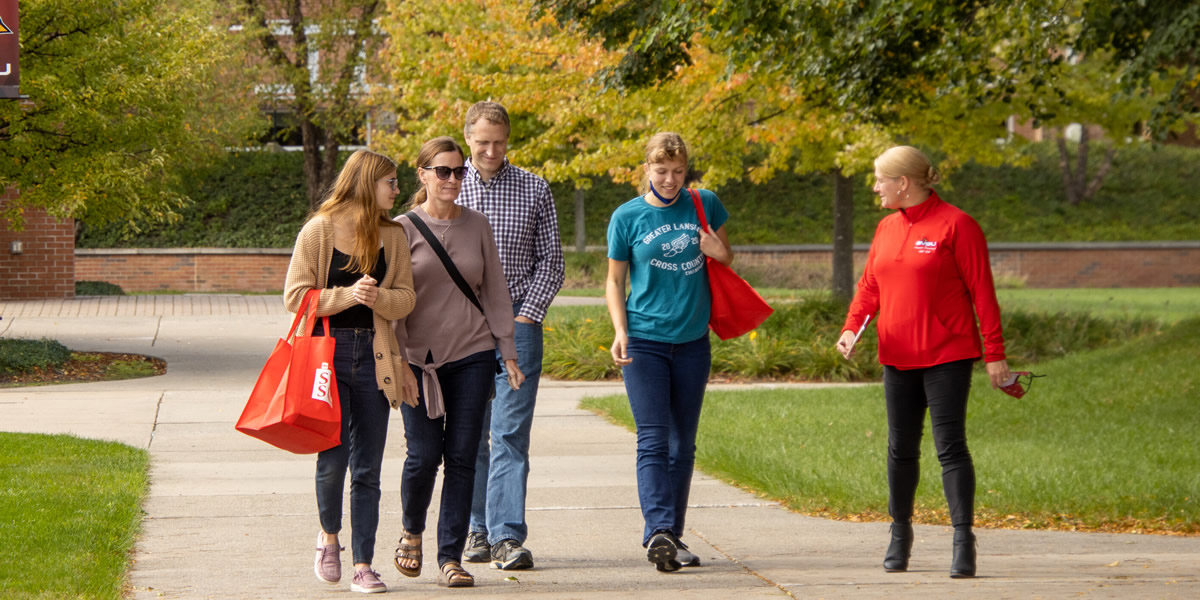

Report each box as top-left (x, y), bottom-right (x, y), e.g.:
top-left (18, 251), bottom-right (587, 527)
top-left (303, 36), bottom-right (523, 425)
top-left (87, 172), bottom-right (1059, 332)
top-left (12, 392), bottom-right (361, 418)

top-left (837, 146), bottom-right (1011, 579)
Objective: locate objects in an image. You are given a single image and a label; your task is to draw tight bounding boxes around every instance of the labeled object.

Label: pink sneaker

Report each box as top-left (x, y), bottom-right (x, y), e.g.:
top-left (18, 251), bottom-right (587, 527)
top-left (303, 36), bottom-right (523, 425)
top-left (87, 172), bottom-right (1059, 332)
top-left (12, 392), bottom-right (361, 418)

top-left (351, 568), bottom-right (387, 594)
top-left (314, 531), bottom-right (342, 584)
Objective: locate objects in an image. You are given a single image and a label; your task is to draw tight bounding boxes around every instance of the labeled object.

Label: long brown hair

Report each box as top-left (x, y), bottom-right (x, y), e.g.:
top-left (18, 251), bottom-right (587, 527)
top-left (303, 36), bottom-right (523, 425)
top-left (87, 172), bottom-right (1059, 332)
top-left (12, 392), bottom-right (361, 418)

top-left (408, 136), bottom-right (465, 210)
top-left (310, 149), bottom-right (400, 275)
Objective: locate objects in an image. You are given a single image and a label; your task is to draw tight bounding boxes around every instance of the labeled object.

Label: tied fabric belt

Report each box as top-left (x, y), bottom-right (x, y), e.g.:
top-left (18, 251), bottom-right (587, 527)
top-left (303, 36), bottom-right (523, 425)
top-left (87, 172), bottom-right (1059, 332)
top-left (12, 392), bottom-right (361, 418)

top-left (418, 363), bottom-right (446, 419)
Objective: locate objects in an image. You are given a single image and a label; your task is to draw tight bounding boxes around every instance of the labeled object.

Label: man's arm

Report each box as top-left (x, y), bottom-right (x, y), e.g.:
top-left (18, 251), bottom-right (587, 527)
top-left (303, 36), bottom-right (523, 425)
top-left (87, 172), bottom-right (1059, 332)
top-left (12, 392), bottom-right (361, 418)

top-left (518, 180), bottom-right (565, 323)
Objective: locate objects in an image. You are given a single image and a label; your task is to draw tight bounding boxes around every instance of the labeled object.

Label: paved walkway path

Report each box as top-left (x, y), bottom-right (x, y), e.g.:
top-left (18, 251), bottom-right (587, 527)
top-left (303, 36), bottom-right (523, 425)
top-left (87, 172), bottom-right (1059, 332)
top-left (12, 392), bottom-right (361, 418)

top-left (1, 296), bottom-right (1196, 599)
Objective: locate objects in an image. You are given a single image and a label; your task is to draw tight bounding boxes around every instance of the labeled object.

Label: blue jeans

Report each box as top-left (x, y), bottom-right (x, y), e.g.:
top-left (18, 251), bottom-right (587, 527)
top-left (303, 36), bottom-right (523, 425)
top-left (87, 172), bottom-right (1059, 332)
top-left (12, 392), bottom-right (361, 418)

top-left (883, 358), bottom-right (976, 528)
top-left (316, 328), bottom-right (392, 566)
top-left (399, 349), bottom-right (494, 567)
top-left (469, 307), bottom-right (543, 545)
top-left (622, 334), bottom-right (711, 545)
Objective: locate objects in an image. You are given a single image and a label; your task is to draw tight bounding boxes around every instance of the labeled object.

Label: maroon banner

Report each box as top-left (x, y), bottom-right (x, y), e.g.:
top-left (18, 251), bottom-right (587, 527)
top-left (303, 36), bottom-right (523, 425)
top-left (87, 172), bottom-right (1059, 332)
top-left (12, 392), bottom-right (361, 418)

top-left (0, 0), bottom-right (18, 99)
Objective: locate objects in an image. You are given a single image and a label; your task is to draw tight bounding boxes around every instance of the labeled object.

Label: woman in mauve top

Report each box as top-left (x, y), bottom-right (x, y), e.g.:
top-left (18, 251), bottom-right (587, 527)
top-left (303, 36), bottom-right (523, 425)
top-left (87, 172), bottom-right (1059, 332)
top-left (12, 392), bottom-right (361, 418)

top-left (837, 145), bottom-right (1011, 580)
top-left (390, 136), bottom-right (524, 589)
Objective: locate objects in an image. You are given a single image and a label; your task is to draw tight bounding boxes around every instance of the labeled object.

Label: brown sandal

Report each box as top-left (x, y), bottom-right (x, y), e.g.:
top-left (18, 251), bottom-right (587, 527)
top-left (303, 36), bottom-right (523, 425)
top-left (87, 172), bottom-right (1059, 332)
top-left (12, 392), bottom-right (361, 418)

top-left (393, 532), bottom-right (422, 578)
top-left (437, 561), bottom-right (474, 588)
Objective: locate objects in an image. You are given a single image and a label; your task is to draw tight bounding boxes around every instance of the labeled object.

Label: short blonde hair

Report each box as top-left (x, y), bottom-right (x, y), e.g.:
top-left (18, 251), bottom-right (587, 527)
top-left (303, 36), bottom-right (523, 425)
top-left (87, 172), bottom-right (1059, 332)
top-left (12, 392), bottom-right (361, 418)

top-left (464, 101), bottom-right (510, 139)
top-left (875, 146), bottom-right (941, 188)
top-left (639, 132), bottom-right (689, 194)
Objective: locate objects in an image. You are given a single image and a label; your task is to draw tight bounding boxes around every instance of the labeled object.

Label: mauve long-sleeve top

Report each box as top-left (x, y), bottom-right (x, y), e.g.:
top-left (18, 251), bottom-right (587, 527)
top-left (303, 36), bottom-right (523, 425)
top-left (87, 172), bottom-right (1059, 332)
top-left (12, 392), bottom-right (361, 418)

top-left (393, 205), bottom-right (516, 418)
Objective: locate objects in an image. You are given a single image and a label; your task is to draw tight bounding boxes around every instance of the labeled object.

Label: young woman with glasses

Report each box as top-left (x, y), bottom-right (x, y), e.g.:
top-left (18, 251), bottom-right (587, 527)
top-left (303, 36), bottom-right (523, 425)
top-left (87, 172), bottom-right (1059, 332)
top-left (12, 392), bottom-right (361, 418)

top-left (283, 149), bottom-right (417, 594)
top-left (389, 136), bottom-right (525, 588)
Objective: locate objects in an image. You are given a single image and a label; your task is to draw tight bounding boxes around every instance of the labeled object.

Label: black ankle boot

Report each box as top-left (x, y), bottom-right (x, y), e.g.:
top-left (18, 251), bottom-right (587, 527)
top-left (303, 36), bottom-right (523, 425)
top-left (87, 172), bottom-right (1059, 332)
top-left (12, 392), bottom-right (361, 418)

top-left (950, 529), bottom-right (977, 578)
top-left (882, 522), bottom-right (914, 572)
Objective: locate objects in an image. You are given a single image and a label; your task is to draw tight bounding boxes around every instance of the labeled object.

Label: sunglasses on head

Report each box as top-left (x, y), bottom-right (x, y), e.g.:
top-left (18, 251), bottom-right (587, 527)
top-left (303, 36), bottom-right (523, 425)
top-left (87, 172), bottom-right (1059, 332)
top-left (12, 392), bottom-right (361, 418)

top-left (421, 165), bottom-right (467, 181)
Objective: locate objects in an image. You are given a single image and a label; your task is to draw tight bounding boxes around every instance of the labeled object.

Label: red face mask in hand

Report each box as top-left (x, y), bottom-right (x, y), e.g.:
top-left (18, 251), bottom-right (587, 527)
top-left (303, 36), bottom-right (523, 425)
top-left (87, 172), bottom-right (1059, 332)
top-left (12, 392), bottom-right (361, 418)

top-left (998, 371), bottom-right (1045, 399)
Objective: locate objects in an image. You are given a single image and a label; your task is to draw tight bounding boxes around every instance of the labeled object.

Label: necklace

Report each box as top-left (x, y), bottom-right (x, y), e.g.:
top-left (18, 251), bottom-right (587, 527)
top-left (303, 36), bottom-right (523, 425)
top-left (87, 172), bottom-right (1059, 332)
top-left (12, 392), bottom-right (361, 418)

top-left (421, 202), bottom-right (459, 242)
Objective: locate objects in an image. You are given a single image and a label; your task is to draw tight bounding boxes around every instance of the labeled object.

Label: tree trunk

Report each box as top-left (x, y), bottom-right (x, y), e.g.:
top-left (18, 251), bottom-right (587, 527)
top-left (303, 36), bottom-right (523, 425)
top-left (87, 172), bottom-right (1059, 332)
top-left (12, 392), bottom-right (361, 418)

top-left (574, 186), bottom-right (586, 253)
top-left (301, 120), bottom-right (327, 211)
top-left (831, 169), bottom-right (855, 303)
top-left (1056, 128), bottom-right (1080, 205)
top-left (1056, 126), bottom-right (1116, 206)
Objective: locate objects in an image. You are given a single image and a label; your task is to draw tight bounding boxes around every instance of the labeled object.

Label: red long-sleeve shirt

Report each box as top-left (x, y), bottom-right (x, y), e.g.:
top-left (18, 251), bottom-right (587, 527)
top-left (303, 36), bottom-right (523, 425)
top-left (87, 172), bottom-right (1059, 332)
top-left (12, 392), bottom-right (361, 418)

top-left (843, 191), bottom-right (1006, 369)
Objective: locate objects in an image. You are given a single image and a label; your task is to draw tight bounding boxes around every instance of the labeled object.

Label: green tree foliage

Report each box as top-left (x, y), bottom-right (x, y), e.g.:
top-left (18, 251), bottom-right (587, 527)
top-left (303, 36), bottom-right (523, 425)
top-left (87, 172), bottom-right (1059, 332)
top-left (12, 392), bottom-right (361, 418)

top-left (0, 0), bottom-right (263, 230)
top-left (536, 1), bottom-right (1197, 133)
top-left (1076, 0), bottom-right (1200, 137)
top-left (236, 0), bottom-right (385, 210)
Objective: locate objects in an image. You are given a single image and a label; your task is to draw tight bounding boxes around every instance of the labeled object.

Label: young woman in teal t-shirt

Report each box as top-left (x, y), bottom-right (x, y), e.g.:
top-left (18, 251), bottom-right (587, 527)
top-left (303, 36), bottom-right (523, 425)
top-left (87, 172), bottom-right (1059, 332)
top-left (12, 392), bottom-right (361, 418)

top-left (604, 132), bottom-right (733, 572)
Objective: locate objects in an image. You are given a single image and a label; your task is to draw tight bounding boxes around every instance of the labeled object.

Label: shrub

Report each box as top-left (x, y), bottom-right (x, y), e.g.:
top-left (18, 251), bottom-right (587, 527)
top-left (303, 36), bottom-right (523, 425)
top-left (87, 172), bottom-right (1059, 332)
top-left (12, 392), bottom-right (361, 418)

top-left (0, 339), bottom-right (73, 375)
top-left (543, 298), bottom-right (1162, 383)
top-left (75, 280), bottom-right (125, 296)
top-left (562, 251), bottom-right (608, 289)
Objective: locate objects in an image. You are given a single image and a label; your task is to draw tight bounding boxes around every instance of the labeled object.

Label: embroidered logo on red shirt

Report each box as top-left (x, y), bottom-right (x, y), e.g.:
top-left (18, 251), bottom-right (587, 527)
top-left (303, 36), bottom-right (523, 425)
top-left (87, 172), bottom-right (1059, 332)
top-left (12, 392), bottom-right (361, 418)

top-left (914, 237), bottom-right (938, 254)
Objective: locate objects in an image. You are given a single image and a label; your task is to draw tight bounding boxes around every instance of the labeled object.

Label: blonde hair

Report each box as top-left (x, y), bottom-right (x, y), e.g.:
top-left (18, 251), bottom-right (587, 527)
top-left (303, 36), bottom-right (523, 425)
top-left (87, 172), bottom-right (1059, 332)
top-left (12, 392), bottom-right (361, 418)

top-left (875, 146), bottom-right (942, 188)
top-left (310, 149), bottom-right (399, 275)
top-left (464, 101), bottom-right (510, 139)
top-left (408, 136), bottom-right (465, 210)
top-left (639, 132), bottom-right (689, 194)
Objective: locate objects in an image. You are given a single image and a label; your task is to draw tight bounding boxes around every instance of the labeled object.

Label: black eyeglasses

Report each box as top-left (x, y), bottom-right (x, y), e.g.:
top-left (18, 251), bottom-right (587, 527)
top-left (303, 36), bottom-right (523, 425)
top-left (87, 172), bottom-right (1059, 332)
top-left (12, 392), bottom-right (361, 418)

top-left (420, 166), bottom-right (467, 181)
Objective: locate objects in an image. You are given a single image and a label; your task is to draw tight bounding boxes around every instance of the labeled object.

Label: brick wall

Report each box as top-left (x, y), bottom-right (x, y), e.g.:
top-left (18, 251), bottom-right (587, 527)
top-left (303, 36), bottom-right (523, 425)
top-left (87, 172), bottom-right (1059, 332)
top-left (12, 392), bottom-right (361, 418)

top-left (732, 242), bottom-right (1200, 289)
top-left (70, 243), bottom-right (1200, 294)
top-left (988, 243), bottom-right (1200, 288)
top-left (75, 249), bottom-right (292, 293)
top-left (0, 190), bottom-right (76, 300)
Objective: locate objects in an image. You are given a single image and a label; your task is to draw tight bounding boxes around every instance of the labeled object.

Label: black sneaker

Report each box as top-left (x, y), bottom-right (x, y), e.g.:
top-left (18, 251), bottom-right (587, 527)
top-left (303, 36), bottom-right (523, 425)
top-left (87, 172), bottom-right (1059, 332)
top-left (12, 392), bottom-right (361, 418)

top-left (676, 541), bottom-right (701, 567)
top-left (490, 539), bottom-right (534, 570)
top-left (647, 531), bottom-right (681, 572)
top-left (464, 532), bottom-right (490, 563)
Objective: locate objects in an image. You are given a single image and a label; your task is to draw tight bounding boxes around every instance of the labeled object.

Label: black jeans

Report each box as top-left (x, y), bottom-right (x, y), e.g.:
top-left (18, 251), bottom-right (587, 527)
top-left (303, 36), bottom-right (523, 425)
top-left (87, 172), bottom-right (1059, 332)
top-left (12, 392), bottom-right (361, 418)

top-left (316, 328), bottom-right (392, 565)
top-left (399, 349), bottom-right (494, 567)
top-left (883, 358), bottom-right (976, 528)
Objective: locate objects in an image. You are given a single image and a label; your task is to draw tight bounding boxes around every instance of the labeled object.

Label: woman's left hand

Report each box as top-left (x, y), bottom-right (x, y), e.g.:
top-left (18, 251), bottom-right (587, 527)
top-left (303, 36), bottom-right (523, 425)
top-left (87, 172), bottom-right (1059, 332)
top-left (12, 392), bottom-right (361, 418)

top-left (698, 225), bottom-right (732, 264)
top-left (505, 359), bottom-right (525, 391)
top-left (986, 359), bottom-right (1011, 389)
top-left (352, 275), bottom-right (378, 308)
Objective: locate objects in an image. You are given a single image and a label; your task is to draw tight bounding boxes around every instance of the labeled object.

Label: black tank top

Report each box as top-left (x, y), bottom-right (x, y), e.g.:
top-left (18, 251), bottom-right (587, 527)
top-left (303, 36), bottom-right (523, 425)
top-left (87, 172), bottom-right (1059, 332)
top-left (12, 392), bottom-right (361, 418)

top-left (322, 247), bottom-right (387, 330)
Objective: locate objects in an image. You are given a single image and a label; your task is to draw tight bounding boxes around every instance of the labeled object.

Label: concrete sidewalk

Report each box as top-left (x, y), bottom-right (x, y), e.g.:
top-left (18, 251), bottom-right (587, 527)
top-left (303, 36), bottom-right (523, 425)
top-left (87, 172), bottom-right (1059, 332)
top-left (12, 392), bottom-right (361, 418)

top-left (1, 297), bottom-right (1197, 599)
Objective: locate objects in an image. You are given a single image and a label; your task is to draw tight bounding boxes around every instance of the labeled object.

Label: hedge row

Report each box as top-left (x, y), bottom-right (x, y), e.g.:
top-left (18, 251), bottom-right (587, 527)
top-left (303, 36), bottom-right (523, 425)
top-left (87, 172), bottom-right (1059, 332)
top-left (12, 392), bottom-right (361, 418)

top-left (76, 144), bottom-right (1200, 249)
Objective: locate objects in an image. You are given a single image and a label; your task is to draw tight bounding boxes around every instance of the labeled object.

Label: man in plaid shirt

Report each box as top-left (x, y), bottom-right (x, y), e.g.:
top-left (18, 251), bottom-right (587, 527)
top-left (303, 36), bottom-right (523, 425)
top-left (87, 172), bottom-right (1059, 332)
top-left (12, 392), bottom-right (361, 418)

top-left (457, 101), bottom-right (565, 570)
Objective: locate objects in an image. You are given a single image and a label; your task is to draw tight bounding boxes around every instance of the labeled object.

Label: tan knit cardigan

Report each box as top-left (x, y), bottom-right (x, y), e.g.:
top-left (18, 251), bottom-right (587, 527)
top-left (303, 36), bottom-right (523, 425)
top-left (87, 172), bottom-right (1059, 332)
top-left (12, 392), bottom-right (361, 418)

top-left (283, 216), bottom-right (416, 408)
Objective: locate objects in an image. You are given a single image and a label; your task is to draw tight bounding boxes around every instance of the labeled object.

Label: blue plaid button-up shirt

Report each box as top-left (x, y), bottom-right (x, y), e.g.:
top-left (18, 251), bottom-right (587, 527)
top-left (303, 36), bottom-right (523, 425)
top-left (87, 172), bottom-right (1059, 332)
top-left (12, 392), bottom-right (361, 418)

top-left (457, 157), bottom-right (565, 323)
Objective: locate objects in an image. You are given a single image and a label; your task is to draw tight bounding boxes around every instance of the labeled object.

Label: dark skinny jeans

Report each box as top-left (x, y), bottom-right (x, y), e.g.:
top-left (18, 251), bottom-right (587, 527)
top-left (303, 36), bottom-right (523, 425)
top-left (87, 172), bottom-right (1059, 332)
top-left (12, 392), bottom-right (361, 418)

top-left (316, 328), bottom-right (392, 566)
top-left (883, 358), bottom-right (976, 528)
top-left (399, 349), bottom-right (494, 567)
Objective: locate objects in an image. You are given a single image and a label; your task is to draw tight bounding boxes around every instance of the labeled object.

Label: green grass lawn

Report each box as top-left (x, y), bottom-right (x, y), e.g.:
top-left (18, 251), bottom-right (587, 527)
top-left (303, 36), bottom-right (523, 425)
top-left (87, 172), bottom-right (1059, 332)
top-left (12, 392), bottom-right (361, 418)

top-left (0, 433), bottom-right (149, 599)
top-left (997, 287), bottom-right (1200, 323)
top-left (581, 317), bottom-right (1200, 534)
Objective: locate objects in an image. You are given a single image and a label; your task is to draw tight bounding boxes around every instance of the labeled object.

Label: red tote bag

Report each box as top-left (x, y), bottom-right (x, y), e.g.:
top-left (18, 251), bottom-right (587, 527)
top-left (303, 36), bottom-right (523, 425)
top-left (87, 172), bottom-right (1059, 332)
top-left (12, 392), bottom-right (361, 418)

top-left (689, 189), bottom-right (774, 340)
top-left (236, 289), bottom-right (341, 454)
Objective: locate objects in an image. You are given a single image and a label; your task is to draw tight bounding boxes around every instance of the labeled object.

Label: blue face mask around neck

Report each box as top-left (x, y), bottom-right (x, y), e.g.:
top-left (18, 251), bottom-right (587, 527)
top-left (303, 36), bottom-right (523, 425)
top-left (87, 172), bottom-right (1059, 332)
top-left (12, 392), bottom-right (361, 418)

top-left (649, 181), bottom-right (682, 205)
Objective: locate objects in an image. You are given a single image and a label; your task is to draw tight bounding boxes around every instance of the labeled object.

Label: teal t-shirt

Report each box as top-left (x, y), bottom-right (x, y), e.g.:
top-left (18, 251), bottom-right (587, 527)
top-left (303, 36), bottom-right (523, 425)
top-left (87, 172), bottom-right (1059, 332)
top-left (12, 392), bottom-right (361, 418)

top-left (607, 189), bottom-right (729, 344)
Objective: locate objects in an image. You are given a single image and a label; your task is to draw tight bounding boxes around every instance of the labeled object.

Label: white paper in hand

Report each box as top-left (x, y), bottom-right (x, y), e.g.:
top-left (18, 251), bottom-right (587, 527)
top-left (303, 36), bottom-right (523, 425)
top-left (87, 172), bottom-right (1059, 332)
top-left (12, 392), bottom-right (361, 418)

top-left (850, 315), bottom-right (871, 350)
